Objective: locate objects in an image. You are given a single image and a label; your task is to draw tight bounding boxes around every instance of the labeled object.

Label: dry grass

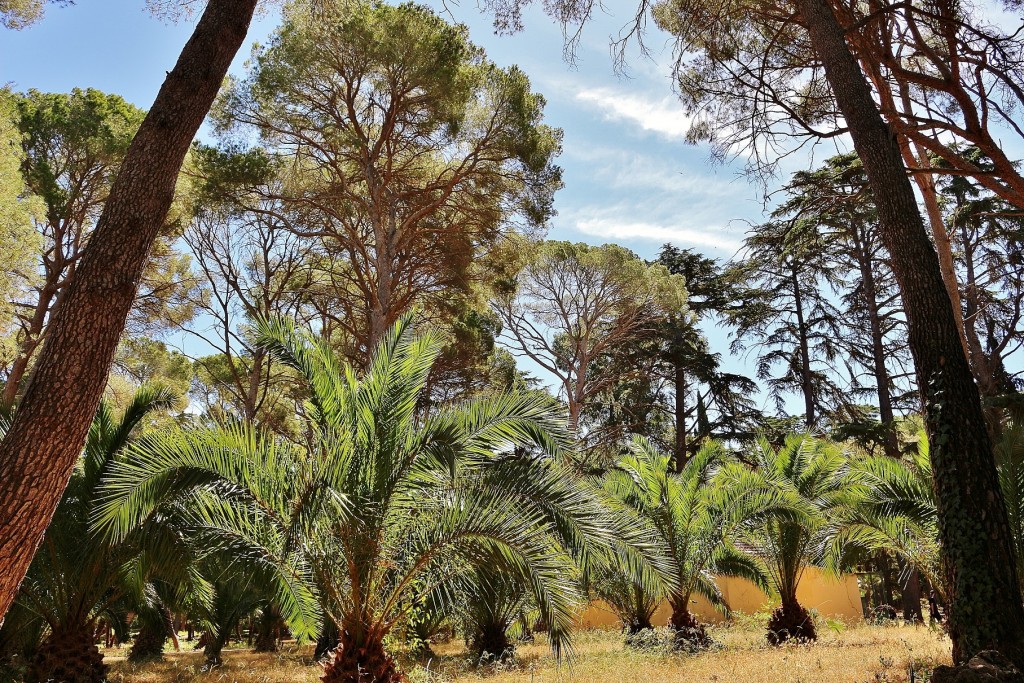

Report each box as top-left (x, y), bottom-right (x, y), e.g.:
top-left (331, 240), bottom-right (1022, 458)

top-left (106, 621), bottom-right (951, 683)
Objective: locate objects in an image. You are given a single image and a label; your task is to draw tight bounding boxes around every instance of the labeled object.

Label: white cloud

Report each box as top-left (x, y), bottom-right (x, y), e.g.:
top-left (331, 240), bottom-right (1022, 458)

top-left (572, 216), bottom-right (743, 253)
top-left (574, 87), bottom-right (691, 140)
top-left (565, 146), bottom-right (741, 197)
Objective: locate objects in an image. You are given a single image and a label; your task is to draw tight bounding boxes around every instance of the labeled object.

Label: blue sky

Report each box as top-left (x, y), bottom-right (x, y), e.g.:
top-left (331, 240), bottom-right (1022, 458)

top-left (0, 0), bottom-right (852, 412)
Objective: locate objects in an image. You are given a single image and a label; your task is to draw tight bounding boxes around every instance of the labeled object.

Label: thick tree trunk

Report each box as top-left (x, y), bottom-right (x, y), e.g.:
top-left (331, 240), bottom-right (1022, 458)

top-left (668, 598), bottom-right (712, 651)
top-left (204, 628), bottom-right (230, 666)
top-left (796, 0), bottom-right (1024, 665)
top-left (322, 628), bottom-right (404, 683)
top-left (0, 0), bottom-right (260, 625)
top-left (28, 622), bottom-right (106, 683)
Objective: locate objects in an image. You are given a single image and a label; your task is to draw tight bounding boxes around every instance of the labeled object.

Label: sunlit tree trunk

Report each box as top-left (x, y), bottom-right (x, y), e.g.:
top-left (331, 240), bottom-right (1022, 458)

top-left (0, 0), bottom-right (260, 624)
top-left (797, 0), bottom-right (1024, 664)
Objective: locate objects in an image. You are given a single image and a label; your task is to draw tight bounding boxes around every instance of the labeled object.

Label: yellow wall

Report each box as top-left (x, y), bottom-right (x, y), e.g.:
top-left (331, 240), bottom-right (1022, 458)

top-left (577, 568), bottom-right (862, 629)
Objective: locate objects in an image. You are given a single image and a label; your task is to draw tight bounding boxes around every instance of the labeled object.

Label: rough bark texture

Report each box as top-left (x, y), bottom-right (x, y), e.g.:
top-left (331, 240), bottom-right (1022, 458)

top-left (796, 0), bottom-right (1024, 665)
top-left (766, 600), bottom-right (816, 645)
top-left (129, 608), bottom-right (173, 663)
top-left (253, 605), bottom-right (283, 653)
top-left (0, 0), bottom-right (259, 624)
top-left (321, 632), bottom-right (406, 683)
top-left (204, 629), bottom-right (230, 666)
top-left (27, 623), bottom-right (106, 683)
top-left (668, 602), bottom-right (712, 652)
top-left (902, 564), bottom-right (925, 623)
top-left (314, 620), bottom-right (341, 662)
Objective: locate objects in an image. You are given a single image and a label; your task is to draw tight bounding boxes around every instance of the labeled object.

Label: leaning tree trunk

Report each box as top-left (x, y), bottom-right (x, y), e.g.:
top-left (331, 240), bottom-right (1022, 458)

top-left (797, 0), bottom-right (1024, 665)
top-left (0, 0), bottom-right (260, 625)
top-left (27, 622), bottom-right (106, 683)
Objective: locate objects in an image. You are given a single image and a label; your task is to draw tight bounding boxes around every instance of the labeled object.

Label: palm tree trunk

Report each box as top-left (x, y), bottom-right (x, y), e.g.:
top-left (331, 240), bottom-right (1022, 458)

top-left (668, 596), bottom-right (711, 650)
top-left (28, 622), bottom-right (106, 683)
top-left (795, 0), bottom-right (1024, 665)
top-left (322, 625), bottom-right (403, 683)
top-left (0, 0), bottom-right (260, 624)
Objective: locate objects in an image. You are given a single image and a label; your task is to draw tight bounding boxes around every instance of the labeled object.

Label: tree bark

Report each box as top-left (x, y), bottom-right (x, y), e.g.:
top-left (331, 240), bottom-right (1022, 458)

top-left (791, 266), bottom-right (816, 427)
top-left (796, 0), bottom-right (1024, 665)
top-left (674, 363), bottom-right (687, 472)
top-left (856, 236), bottom-right (898, 457)
top-left (0, 0), bottom-right (259, 624)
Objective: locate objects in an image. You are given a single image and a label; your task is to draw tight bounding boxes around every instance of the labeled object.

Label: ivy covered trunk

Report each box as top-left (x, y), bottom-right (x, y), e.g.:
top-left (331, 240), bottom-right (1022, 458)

top-left (27, 622), bottom-right (105, 683)
top-left (0, 0), bottom-right (260, 624)
top-left (796, 0), bottom-right (1024, 666)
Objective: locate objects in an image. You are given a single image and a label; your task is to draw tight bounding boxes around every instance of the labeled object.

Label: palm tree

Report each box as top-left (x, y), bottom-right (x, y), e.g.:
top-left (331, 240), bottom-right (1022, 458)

top-left (832, 423), bottom-right (1024, 605)
top-left (96, 315), bottom-right (624, 683)
top-left (0, 386), bottom-right (183, 683)
top-left (827, 433), bottom-right (943, 603)
top-left (590, 565), bottom-right (662, 637)
top-left (602, 438), bottom-right (771, 649)
top-left (457, 566), bottom-right (539, 661)
top-left (727, 433), bottom-right (851, 644)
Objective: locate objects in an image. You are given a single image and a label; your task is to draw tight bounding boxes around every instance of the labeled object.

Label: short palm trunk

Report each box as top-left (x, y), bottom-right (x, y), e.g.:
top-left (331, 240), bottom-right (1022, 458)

top-left (254, 607), bottom-right (283, 653)
top-left (129, 609), bottom-right (172, 662)
top-left (28, 623), bottom-right (106, 683)
top-left (669, 605), bottom-right (712, 651)
top-left (471, 622), bottom-right (513, 663)
top-left (321, 631), bottom-right (405, 683)
top-left (766, 600), bottom-right (816, 645)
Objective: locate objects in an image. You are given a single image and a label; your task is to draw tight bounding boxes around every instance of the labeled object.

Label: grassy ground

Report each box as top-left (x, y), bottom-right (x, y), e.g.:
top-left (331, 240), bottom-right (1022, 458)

top-left (106, 621), bottom-right (952, 683)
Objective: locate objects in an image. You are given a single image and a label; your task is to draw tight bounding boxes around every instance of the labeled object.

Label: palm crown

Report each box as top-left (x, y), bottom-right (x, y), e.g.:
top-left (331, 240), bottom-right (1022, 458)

top-left (96, 314), bottom-right (628, 682)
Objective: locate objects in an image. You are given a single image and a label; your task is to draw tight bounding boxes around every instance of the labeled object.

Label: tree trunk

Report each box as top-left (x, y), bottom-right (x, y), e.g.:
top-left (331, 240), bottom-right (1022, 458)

top-left (27, 622), bottom-right (106, 683)
top-left (0, 0), bottom-right (260, 625)
top-left (901, 562), bottom-right (925, 624)
top-left (674, 363), bottom-right (687, 472)
top-left (322, 628), bottom-right (404, 683)
top-left (796, 0), bottom-right (1024, 665)
top-left (767, 595), bottom-right (816, 645)
top-left (204, 628), bottom-right (230, 666)
top-left (314, 620), bottom-right (340, 661)
top-left (791, 266), bottom-right (816, 427)
top-left (857, 237), bottom-right (898, 457)
top-left (668, 597), bottom-right (712, 651)
top-left (253, 604), bottom-right (282, 653)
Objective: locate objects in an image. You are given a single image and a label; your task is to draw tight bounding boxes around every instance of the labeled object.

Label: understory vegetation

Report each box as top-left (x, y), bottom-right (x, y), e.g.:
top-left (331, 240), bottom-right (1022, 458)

top-left (3, 0), bottom-right (1024, 680)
